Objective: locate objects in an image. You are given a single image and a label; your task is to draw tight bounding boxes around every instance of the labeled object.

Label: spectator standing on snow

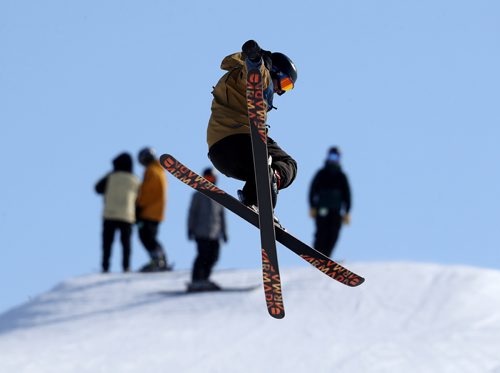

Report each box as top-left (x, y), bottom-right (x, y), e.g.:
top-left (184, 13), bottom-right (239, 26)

top-left (95, 152), bottom-right (140, 273)
top-left (309, 147), bottom-right (352, 258)
top-left (136, 147), bottom-right (171, 272)
top-left (187, 168), bottom-right (228, 291)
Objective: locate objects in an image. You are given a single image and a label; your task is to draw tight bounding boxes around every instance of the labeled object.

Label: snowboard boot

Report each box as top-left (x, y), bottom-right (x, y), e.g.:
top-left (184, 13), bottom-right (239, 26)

top-left (187, 280), bottom-right (221, 292)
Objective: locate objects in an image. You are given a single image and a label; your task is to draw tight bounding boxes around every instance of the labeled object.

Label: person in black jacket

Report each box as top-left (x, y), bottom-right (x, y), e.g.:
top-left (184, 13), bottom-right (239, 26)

top-left (309, 147), bottom-right (351, 258)
top-left (187, 168), bottom-right (228, 292)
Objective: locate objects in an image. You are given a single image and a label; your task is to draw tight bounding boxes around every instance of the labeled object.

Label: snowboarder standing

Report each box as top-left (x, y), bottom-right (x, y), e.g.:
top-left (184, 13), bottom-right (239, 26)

top-left (136, 147), bottom-right (171, 272)
top-left (309, 147), bottom-right (352, 258)
top-left (95, 152), bottom-right (140, 273)
top-left (207, 40), bottom-right (298, 209)
top-left (187, 168), bottom-right (228, 292)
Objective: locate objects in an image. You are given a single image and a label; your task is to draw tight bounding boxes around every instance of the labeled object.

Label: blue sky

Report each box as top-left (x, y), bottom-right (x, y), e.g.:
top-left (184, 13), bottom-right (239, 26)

top-left (1, 0), bottom-right (499, 313)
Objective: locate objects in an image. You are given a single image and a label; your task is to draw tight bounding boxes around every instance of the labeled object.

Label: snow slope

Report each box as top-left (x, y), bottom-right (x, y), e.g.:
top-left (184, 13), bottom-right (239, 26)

top-left (1, 262), bottom-right (500, 373)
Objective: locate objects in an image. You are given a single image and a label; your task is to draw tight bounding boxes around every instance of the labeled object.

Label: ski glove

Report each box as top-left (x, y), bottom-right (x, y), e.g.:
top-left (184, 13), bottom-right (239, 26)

top-left (242, 40), bottom-right (262, 62)
top-left (342, 213), bottom-right (351, 225)
top-left (241, 40), bottom-right (273, 70)
top-left (309, 207), bottom-right (317, 218)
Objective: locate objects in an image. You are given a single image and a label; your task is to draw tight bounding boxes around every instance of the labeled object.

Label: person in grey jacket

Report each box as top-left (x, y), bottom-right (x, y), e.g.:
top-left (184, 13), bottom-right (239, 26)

top-left (187, 168), bottom-right (228, 291)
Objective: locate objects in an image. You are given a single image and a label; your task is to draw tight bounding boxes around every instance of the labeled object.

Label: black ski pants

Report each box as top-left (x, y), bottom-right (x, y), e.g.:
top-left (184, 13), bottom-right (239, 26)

top-left (138, 219), bottom-right (165, 259)
top-left (192, 239), bottom-right (220, 282)
top-left (102, 219), bottom-right (132, 272)
top-left (313, 212), bottom-right (343, 258)
top-left (208, 134), bottom-right (297, 206)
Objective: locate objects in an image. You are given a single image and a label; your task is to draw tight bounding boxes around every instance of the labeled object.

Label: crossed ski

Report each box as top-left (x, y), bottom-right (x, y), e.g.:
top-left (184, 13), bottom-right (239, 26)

top-left (159, 59), bottom-right (364, 318)
top-left (245, 59), bottom-right (285, 318)
top-left (160, 154), bottom-right (365, 318)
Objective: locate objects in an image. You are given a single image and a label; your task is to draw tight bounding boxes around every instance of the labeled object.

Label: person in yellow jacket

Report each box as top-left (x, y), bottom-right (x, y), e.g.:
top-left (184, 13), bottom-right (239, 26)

top-left (136, 147), bottom-right (171, 272)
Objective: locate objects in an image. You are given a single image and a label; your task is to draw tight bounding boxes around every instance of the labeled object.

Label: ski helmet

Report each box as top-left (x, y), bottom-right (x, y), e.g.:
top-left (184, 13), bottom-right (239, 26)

top-left (271, 52), bottom-right (298, 85)
top-left (138, 147), bottom-right (156, 166)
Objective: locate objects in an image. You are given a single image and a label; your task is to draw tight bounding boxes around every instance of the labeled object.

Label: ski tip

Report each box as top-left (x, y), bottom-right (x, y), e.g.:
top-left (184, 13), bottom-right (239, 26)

top-left (159, 153), bottom-right (173, 162)
top-left (159, 154), bottom-right (175, 169)
top-left (268, 308), bottom-right (285, 319)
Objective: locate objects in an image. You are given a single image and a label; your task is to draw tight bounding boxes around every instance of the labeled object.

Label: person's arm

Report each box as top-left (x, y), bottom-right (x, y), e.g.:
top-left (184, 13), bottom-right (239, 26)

top-left (341, 172), bottom-right (352, 225)
top-left (241, 40), bottom-right (272, 87)
top-left (308, 171), bottom-right (321, 218)
top-left (94, 175), bottom-right (109, 195)
top-left (341, 172), bottom-right (352, 214)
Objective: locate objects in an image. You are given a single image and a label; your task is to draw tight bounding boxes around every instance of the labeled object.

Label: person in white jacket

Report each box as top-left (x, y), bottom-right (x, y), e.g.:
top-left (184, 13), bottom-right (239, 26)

top-left (95, 153), bottom-right (140, 273)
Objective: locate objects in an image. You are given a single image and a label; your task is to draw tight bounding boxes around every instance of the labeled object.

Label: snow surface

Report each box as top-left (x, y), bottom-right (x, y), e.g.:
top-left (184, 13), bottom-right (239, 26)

top-left (1, 262), bottom-right (500, 373)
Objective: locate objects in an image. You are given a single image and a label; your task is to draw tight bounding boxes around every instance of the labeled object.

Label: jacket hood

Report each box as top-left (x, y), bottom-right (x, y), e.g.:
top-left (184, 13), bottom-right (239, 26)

top-left (220, 53), bottom-right (245, 71)
top-left (113, 153), bottom-right (133, 172)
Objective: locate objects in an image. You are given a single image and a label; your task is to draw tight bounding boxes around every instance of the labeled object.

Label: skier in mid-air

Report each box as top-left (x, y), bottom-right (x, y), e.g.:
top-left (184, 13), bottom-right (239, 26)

top-left (207, 40), bottom-right (298, 209)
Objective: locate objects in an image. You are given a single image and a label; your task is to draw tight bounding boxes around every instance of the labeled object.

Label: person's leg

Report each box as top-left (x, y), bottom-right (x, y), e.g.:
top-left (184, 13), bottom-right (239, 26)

top-left (209, 134), bottom-right (297, 208)
top-left (192, 239), bottom-right (209, 282)
top-left (314, 212), bottom-right (342, 258)
top-left (102, 220), bottom-right (116, 272)
top-left (139, 220), bottom-right (168, 270)
top-left (119, 222), bottom-right (132, 272)
top-left (326, 214), bottom-right (343, 258)
top-left (209, 134), bottom-right (258, 205)
top-left (204, 240), bottom-right (220, 280)
top-left (313, 214), bottom-right (331, 257)
top-left (267, 137), bottom-right (297, 191)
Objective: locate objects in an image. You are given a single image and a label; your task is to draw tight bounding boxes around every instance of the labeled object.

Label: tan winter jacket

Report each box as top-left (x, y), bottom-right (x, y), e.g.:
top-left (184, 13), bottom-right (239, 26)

top-left (103, 172), bottom-right (140, 223)
top-left (207, 52), bottom-right (271, 148)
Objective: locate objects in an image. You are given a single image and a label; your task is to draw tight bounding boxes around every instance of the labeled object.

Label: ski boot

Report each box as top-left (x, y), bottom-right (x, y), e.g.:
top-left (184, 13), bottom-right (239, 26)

top-left (237, 189), bottom-right (285, 230)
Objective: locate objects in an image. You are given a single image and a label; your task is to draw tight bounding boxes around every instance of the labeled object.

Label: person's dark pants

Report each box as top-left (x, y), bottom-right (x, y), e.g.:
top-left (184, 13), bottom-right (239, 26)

top-left (313, 212), bottom-right (343, 258)
top-left (192, 239), bottom-right (220, 282)
top-left (208, 134), bottom-right (297, 207)
top-left (102, 219), bottom-right (132, 272)
top-left (138, 219), bottom-right (165, 260)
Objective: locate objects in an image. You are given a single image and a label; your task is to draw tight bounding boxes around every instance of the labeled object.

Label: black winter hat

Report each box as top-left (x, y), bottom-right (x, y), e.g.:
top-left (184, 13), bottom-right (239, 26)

top-left (326, 147), bottom-right (341, 163)
top-left (328, 147), bottom-right (340, 155)
top-left (203, 167), bottom-right (215, 177)
top-left (138, 147), bottom-right (156, 166)
top-left (113, 152), bottom-right (133, 172)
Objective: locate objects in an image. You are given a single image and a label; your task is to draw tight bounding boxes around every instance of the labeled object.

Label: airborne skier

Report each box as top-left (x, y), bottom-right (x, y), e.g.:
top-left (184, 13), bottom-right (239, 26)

top-left (158, 40), bottom-right (365, 317)
top-left (207, 40), bottom-right (298, 209)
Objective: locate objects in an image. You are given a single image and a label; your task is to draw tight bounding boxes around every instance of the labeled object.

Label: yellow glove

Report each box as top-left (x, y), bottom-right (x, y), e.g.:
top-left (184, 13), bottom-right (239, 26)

top-left (309, 208), bottom-right (317, 218)
top-left (342, 213), bottom-right (351, 225)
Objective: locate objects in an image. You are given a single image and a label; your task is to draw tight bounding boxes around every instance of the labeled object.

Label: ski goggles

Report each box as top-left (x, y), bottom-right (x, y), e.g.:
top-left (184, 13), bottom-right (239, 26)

top-left (274, 71), bottom-right (294, 93)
